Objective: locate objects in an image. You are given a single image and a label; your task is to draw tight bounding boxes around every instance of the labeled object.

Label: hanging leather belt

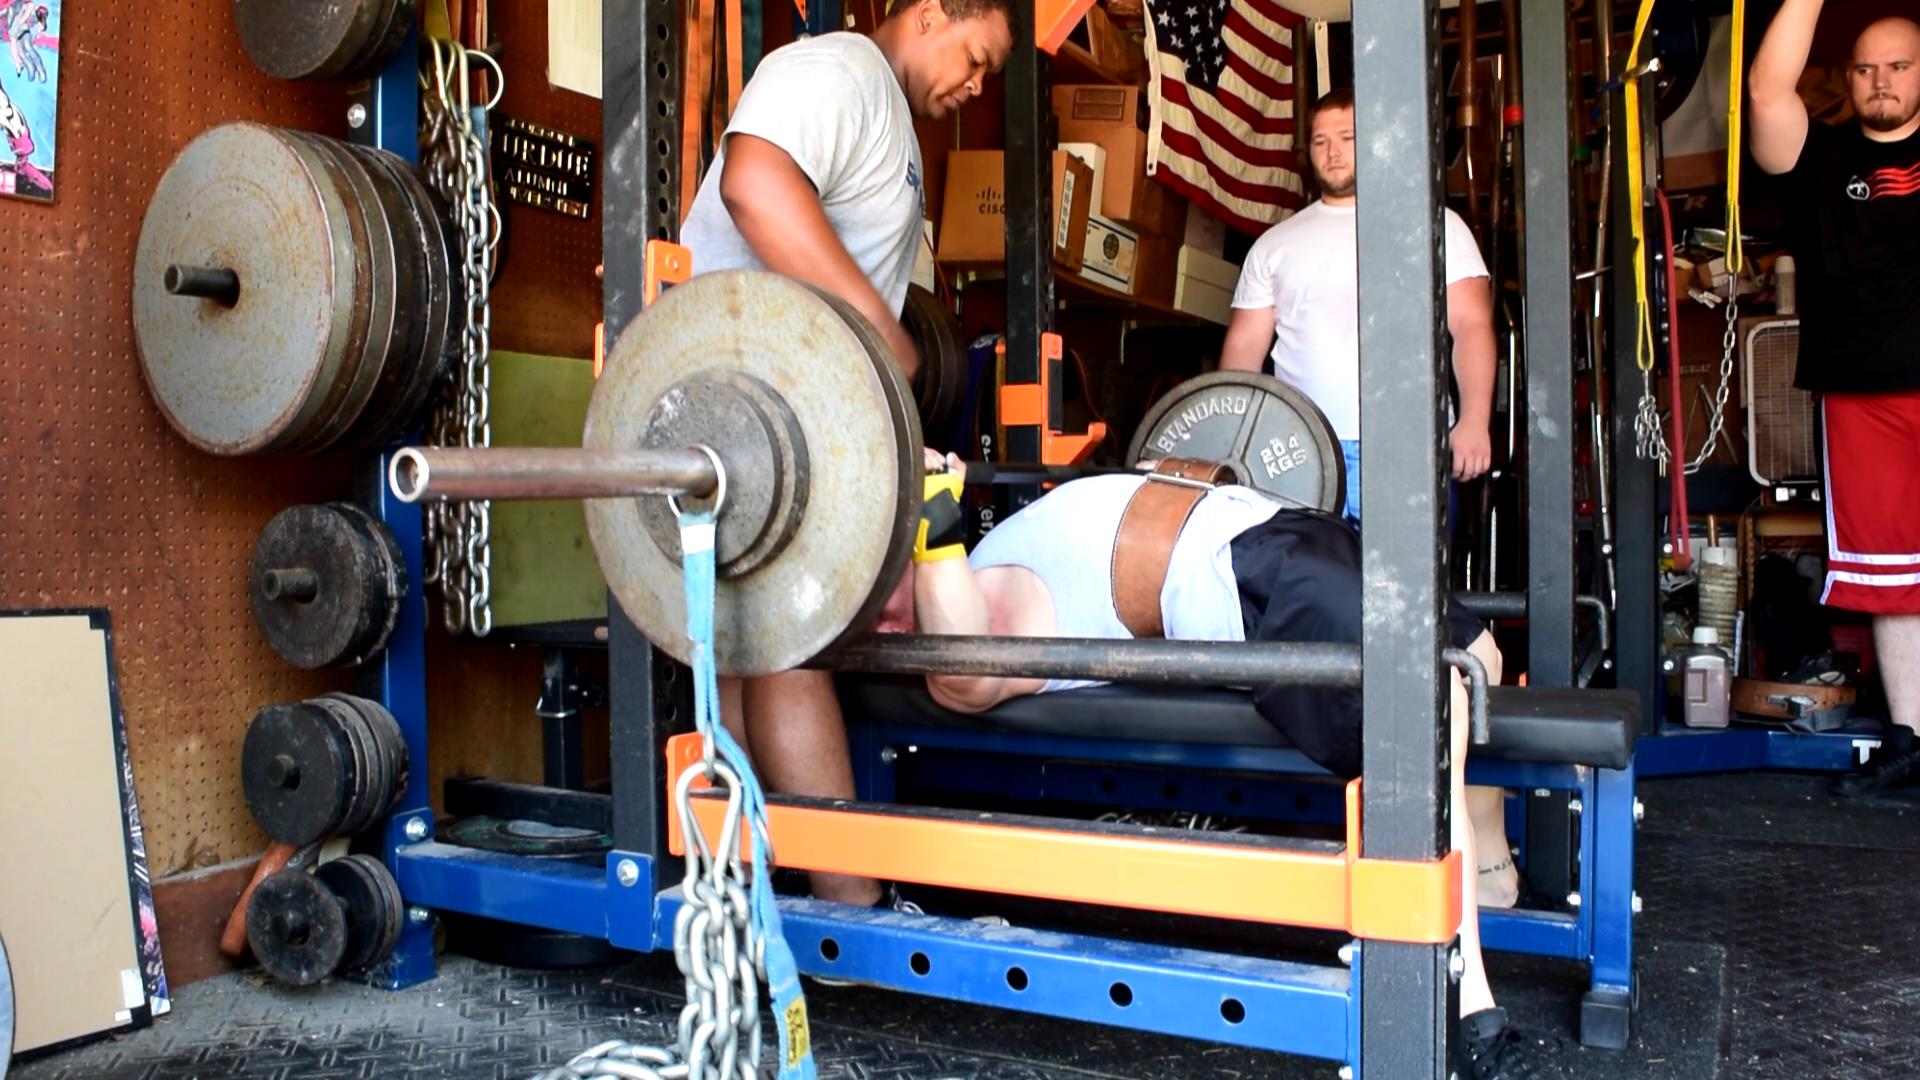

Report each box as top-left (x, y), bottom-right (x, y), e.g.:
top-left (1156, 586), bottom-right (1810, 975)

top-left (1111, 458), bottom-right (1237, 638)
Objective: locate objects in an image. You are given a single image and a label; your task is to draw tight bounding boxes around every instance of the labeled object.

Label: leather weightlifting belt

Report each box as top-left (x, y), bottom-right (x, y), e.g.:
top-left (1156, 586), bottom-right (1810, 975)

top-left (1111, 458), bottom-right (1237, 638)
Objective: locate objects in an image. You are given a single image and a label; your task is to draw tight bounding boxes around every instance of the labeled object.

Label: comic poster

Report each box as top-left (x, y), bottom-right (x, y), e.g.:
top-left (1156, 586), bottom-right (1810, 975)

top-left (0, 0), bottom-right (57, 202)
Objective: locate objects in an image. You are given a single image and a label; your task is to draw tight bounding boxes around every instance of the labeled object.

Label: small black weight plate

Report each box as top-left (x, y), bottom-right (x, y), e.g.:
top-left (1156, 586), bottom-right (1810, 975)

top-left (249, 503), bottom-right (396, 669)
top-left (314, 854), bottom-right (403, 972)
top-left (242, 701), bottom-right (353, 846)
top-left (321, 692), bottom-right (409, 824)
top-left (1125, 371), bottom-right (1346, 515)
top-left (439, 817), bottom-right (623, 970)
top-left (328, 503), bottom-right (406, 664)
top-left (442, 816), bottom-right (612, 861)
top-left (246, 868), bottom-right (348, 986)
top-left (902, 285), bottom-right (964, 444)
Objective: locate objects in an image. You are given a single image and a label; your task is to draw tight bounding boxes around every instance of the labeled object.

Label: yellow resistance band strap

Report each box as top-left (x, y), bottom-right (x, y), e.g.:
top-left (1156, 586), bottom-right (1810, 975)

top-left (1623, 0), bottom-right (1661, 376)
top-left (1725, 0), bottom-right (1746, 276)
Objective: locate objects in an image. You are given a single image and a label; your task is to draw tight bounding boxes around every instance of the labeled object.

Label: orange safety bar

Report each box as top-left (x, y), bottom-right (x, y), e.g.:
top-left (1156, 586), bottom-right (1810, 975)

top-left (664, 734), bottom-right (1463, 944)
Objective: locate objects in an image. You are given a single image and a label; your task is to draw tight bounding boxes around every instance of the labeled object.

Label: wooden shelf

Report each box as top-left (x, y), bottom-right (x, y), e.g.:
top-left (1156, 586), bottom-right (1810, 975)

top-left (1057, 271), bottom-right (1208, 325)
top-left (1051, 42), bottom-right (1132, 86)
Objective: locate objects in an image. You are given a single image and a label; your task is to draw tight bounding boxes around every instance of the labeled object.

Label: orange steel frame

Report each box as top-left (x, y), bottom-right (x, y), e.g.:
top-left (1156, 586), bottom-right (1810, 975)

top-left (664, 733), bottom-right (1463, 944)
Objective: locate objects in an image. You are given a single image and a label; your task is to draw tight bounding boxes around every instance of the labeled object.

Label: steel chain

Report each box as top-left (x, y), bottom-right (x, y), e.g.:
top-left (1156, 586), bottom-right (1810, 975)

top-left (1634, 276), bottom-right (1739, 475)
top-left (421, 39), bottom-right (502, 637)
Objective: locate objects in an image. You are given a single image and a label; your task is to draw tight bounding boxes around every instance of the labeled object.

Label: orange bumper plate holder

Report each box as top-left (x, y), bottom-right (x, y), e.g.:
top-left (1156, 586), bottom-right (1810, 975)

top-left (666, 735), bottom-right (1462, 944)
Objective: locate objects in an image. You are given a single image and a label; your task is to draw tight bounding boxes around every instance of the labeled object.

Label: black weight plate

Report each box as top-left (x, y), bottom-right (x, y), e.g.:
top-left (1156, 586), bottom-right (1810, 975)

top-left (314, 855), bottom-right (403, 972)
top-left (1125, 371), bottom-right (1346, 515)
top-left (902, 285), bottom-right (964, 445)
top-left (310, 694), bottom-right (380, 839)
top-left (242, 701), bottom-right (353, 846)
top-left (339, 147), bottom-right (432, 452)
top-left (328, 503), bottom-right (406, 664)
top-left (232, 0), bottom-right (386, 82)
top-left (344, 0), bottom-right (417, 80)
top-left (370, 157), bottom-right (460, 446)
top-left (442, 914), bottom-right (630, 971)
top-left (249, 504), bottom-right (395, 669)
top-left (442, 816), bottom-right (612, 861)
top-left (246, 868), bottom-right (348, 986)
top-left (322, 692), bottom-right (409, 821)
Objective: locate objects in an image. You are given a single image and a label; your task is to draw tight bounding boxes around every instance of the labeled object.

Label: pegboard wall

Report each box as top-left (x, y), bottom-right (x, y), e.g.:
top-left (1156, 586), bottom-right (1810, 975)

top-left (0, 1), bottom-right (606, 880)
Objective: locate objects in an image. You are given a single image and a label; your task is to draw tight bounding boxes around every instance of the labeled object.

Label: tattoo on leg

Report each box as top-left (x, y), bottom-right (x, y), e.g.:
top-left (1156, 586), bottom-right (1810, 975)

top-left (1477, 857), bottom-right (1514, 876)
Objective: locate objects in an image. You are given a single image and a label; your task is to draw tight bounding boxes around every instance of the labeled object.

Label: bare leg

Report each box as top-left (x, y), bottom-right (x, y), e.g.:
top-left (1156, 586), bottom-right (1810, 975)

top-left (1454, 633), bottom-right (1500, 1018)
top-left (1877, 614), bottom-right (1920, 736)
top-left (1464, 633), bottom-right (1518, 909)
top-left (742, 669), bottom-right (884, 906)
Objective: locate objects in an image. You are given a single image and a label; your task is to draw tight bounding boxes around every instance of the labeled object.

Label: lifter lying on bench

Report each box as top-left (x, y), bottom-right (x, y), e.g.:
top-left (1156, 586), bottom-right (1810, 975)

top-left (825, 450), bottom-right (1534, 1076)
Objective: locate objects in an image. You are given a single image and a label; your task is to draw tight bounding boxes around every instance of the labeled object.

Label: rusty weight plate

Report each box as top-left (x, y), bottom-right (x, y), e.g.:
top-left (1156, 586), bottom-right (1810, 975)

top-left (584, 271), bottom-right (921, 677)
top-left (340, 146), bottom-right (437, 451)
top-left (134, 123), bottom-right (359, 455)
top-left (345, 0), bottom-right (419, 80)
top-left (241, 699), bottom-right (355, 846)
top-left (232, 0), bottom-right (391, 82)
top-left (280, 133), bottom-right (393, 453)
top-left (248, 503), bottom-right (403, 668)
top-left (1126, 371), bottom-right (1347, 515)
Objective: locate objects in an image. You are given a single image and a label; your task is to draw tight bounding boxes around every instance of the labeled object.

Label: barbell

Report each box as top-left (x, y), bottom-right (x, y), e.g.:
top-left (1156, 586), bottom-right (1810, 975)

top-left (389, 271), bottom-right (1345, 676)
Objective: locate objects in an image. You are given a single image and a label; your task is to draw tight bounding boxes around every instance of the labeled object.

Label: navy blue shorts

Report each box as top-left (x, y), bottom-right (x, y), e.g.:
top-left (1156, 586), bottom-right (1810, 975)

top-left (1229, 511), bottom-right (1485, 779)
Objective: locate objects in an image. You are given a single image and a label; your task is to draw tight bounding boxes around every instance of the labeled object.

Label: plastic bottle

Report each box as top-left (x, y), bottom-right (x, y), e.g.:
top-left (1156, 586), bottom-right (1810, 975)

top-left (1683, 627), bottom-right (1732, 730)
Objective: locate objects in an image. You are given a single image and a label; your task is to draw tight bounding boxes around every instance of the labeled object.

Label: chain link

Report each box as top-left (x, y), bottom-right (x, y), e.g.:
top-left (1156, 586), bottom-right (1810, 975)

top-left (1633, 276), bottom-right (1739, 476)
top-left (531, 761), bottom-right (766, 1080)
top-left (421, 39), bottom-right (503, 637)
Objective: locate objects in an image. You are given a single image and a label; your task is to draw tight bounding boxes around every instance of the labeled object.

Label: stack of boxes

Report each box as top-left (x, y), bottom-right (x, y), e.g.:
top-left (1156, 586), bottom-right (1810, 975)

top-left (935, 83), bottom-right (1252, 326)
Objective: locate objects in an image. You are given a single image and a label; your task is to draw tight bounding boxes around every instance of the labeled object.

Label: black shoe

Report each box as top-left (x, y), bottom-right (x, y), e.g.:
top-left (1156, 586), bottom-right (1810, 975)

top-left (1457, 1008), bottom-right (1541, 1080)
top-left (1832, 725), bottom-right (1920, 797)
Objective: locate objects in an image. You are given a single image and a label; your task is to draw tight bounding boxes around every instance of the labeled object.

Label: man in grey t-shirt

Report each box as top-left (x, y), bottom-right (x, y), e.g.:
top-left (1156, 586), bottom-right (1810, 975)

top-left (677, 0), bottom-right (1013, 908)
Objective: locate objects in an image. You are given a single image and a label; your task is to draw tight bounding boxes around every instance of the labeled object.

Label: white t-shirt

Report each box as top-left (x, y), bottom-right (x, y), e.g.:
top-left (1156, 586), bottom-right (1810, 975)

top-left (1230, 200), bottom-right (1489, 440)
top-left (678, 33), bottom-right (926, 314)
top-left (968, 475), bottom-right (1283, 692)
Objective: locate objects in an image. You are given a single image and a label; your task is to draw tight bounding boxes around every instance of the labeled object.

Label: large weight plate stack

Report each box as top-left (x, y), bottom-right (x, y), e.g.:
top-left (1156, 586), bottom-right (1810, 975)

top-left (133, 123), bottom-right (457, 457)
top-left (232, 0), bottom-right (419, 83)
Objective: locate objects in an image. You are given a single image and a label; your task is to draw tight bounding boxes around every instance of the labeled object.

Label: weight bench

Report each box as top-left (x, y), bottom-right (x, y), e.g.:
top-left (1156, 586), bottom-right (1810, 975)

top-left (839, 678), bottom-right (1642, 1049)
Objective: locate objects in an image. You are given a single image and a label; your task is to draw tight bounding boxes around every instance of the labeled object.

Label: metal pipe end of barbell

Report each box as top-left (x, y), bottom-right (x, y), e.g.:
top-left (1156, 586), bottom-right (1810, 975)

top-left (389, 447), bottom-right (432, 504)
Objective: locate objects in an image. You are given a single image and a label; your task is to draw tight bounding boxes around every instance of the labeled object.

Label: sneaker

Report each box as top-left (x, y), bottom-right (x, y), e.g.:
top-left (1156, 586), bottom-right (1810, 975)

top-left (1832, 725), bottom-right (1920, 797)
top-left (1457, 1008), bottom-right (1541, 1080)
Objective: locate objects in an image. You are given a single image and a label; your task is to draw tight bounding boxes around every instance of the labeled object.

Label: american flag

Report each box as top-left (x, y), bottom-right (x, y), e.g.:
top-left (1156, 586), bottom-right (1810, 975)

top-left (1144, 0), bottom-right (1308, 234)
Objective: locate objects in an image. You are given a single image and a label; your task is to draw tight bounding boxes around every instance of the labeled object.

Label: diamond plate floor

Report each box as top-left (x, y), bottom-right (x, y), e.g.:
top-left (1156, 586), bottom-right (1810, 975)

top-left (12, 771), bottom-right (1917, 1080)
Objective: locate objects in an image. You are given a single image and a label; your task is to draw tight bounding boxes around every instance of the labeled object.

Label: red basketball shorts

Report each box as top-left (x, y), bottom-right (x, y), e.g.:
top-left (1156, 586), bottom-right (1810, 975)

top-left (1822, 389), bottom-right (1920, 614)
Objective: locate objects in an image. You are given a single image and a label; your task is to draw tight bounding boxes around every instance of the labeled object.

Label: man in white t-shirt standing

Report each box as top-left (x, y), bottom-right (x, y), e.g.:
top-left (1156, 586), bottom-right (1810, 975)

top-left (1219, 88), bottom-right (1497, 530)
top-left (672, 0), bottom-right (1014, 907)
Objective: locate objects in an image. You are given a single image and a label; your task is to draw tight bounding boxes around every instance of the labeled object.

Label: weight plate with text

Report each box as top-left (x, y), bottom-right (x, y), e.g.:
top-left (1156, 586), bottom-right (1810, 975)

top-left (584, 271), bottom-right (920, 676)
top-left (1125, 372), bottom-right (1345, 515)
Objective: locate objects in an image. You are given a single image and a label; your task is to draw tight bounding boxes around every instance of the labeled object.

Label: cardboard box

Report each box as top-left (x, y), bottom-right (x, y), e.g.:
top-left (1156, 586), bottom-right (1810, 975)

top-left (1059, 142), bottom-right (1107, 217)
top-left (1054, 84), bottom-right (1180, 235)
top-left (1174, 276), bottom-right (1235, 325)
top-left (1177, 244), bottom-right (1241, 291)
top-left (1134, 232), bottom-right (1181, 306)
top-left (1183, 206), bottom-right (1229, 258)
top-left (937, 149), bottom-right (1093, 270)
top-left (1053, 83), bottom-right (1142, 129)
top-left (1079, 214), bottom-right (1140, 292)
top-left (1173, 244), bottom-right (1242, 325)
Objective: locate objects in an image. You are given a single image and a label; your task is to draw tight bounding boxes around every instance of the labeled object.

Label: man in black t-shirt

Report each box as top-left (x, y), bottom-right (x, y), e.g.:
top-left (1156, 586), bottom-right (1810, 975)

top-left (1752, 4), bottom-right (1920, 794)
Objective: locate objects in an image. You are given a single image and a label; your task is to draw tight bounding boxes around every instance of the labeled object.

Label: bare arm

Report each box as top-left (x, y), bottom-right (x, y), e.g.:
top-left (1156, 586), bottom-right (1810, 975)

top-left (914, 559), bottom-right (1047, 713)
top-left (1446, 275), bottom-right (1497, 481)
top-left (719, 134), bottom-right (921, 379)
top-left (1219, 305), bottom-right (1277, 372)
top-left (1749, 0), bottom-right (1821, 175)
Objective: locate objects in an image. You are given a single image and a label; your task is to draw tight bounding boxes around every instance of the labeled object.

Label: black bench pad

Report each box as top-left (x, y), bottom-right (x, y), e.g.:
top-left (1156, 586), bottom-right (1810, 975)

top-left (838, 679), bottom-right (1638, 771)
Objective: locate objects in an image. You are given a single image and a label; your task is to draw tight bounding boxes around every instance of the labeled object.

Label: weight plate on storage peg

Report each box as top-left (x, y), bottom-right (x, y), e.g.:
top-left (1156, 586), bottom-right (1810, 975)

top-left (232, 0), bottom-right (400, 82)
top-left (242, 700), bottom-right (355, 847)
top-left (1126, 372), bottom-right (1346, 516)
top-left (584, 271), bottom-right (921, 676)
top-left (903, 285), bottom-right (965, 443)
top-left (246, 868), bottom-right (349, 986)
top-left (248, 504), bottom-right (404, 668)
top-left (135, 123), bottom-right (361, 455)
top-left (313, 854), bottom-right (405, 972)
top-left (317, 692), bottom-right (409, 832)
